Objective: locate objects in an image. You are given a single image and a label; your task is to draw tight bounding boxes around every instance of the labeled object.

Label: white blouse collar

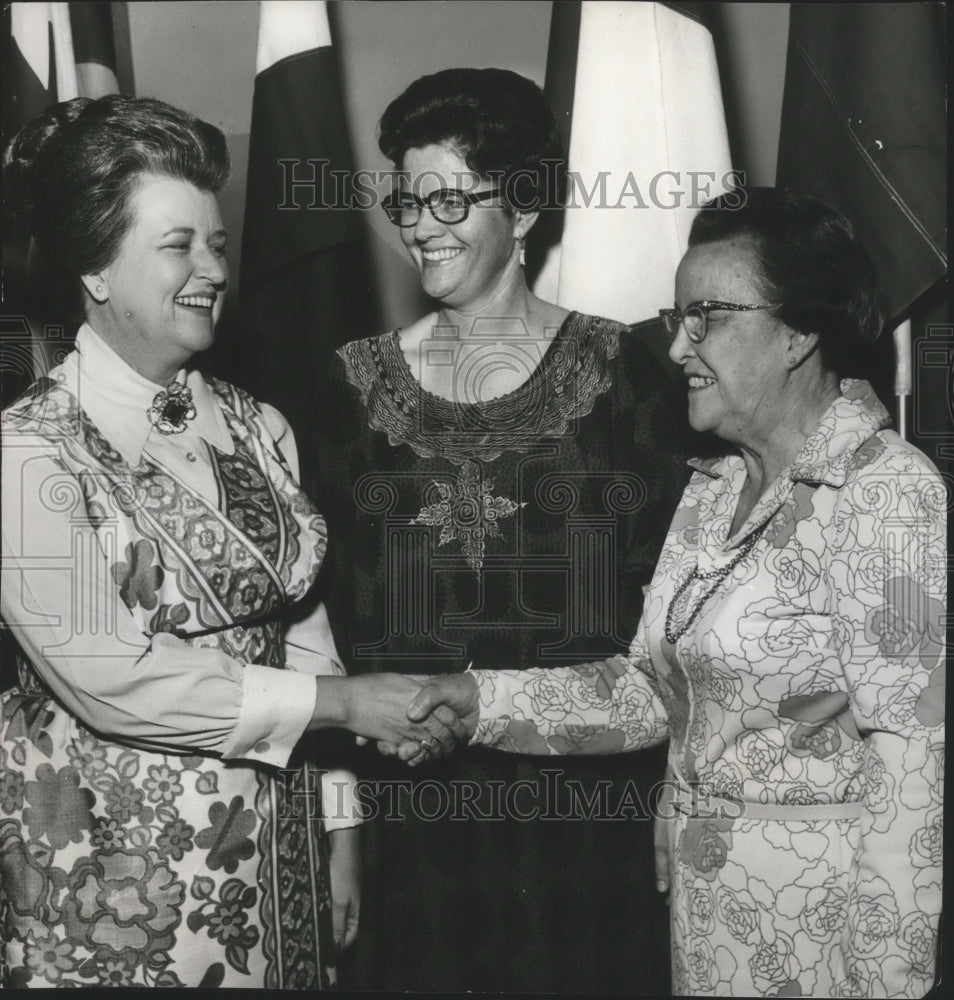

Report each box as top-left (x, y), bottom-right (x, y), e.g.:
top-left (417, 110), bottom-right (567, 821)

top-left (71, 324), bottom-right (234, 464)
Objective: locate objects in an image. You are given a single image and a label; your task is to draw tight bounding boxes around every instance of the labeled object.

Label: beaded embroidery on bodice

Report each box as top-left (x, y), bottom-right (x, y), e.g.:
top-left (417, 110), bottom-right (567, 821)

top-left (337, 312), bottom-right (625, 464)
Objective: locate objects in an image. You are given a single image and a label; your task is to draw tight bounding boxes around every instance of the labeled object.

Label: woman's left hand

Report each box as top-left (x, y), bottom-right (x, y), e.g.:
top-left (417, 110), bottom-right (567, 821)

top-left (328, 826), bottom-right (361, 952)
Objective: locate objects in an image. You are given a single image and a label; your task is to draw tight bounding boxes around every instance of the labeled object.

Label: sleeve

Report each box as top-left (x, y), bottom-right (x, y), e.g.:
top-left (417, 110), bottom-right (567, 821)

top-left (260, 403), bottom-right (361, 829)
top-left (470, 612), bottom-right (671, 754)
top-left (830, 446), bottom-right (945, 996)
top-left (0, 429), bottom-right (316, 769)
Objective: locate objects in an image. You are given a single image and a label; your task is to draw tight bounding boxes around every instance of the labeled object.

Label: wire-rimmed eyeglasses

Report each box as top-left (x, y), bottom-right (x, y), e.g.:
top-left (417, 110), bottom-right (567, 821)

top-left (382, 187), bottom-right (501, 227)
top-left (659, 300), bottom-right (781, 344)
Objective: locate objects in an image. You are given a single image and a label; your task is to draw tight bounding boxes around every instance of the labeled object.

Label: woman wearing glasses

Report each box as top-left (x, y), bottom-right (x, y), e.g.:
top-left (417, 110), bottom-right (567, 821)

top-left (405, 187), bottom-right (945, 997)
top-left (309, 68), bottom-right (689, 992)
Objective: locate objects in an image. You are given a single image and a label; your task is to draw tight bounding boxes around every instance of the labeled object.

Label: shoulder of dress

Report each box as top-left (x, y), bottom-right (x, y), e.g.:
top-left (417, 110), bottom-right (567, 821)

top-left (2, 377), bottom-right (77, 437)
top-left (204, 376), bottom-right (266, 419)
top-left (845, 428), bottom-right (943, 482)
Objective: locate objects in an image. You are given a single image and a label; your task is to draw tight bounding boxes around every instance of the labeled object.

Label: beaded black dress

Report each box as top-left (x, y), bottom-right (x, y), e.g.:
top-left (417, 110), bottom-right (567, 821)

top-left (309, 312), bottom-right (690, 992)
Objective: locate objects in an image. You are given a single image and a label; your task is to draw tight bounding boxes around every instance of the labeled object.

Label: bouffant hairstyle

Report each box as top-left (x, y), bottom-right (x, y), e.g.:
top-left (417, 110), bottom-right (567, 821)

top-left (689, 187), bottom-right (884, 376)
top-left (4, 94), bottom-right (230, 322)
top-left (378, 67), bottom-right (565, 213)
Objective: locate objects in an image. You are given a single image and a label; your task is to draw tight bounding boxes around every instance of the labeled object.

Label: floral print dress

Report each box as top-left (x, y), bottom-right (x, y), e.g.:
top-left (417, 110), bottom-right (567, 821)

top-left (1, 352), bottom-right (336, 988)
top-left (469, 380), bottom-right (944, 997)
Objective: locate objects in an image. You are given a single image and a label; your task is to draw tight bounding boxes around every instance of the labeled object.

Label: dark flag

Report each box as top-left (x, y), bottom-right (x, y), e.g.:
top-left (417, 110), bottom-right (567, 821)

top-left (239, 0), bottom-right (377, 449)
top-left (777, 3), bottom-right (946, 323)
top-left (70, 1), bottom-right (120, 98)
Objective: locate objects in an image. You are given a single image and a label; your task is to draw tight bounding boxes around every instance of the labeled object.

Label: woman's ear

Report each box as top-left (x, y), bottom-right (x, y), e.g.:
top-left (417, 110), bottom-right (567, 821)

top-left (786, 329), bottom-right (820, 370)
top-left (80, 274), bottom-right (109, 303)
top-left (513, 209), bottom-right (540, 242)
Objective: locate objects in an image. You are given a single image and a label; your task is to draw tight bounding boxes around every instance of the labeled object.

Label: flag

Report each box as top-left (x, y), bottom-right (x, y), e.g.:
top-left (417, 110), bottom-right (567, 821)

top-left (3, 2), bottom-right (78, 143)
top-left (239, 0), bottom-right (377, 450)
top-left (2, 3), bottom-right (121, 407)
top-left (776, 3), bottom-right (946, 324)
top-left (70, 2), bottom-right (120, 98)
top-left (532, 1), bottom-right (734, 325)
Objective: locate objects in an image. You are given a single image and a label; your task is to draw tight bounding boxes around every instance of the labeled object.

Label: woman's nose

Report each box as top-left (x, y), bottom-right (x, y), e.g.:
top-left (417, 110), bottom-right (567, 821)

top-left (667, 322), bottom-right (694, 365)
top-left (412, 204), bottom-right (445, 241)
top-left (195, 247), bottom-right (228, 286)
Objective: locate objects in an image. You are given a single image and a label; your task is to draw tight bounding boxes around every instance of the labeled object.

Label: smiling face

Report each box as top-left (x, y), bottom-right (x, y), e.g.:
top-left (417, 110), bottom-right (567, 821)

top-left (88, 173), bottom-right (228, 383)
top-left (399, 143), bottom-right (525, 310)
top-left (668, 238), bottom-right (791, 449)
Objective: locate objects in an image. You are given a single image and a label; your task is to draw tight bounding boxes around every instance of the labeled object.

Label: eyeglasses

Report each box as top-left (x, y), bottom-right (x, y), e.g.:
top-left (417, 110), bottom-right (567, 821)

top-left (659, 300), bottom-right (780, 344)
top-left (382, 187), bottom-right (501, 227)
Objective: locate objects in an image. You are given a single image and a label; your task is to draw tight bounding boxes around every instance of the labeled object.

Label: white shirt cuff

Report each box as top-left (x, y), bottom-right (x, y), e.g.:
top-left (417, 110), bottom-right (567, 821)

top-left (220, 664), bottom-right (315, 767)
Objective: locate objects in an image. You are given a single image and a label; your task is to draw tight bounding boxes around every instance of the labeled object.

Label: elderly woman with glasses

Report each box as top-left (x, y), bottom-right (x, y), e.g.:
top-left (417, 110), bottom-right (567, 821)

top-left (404, 188), bottom-right (945, 997)
top-left (308, 68), bottom-right (690, 992)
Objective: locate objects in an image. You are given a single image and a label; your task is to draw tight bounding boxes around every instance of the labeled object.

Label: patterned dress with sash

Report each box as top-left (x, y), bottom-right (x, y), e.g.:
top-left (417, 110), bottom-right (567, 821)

top-left (1, 375), bottom-right (335, 989)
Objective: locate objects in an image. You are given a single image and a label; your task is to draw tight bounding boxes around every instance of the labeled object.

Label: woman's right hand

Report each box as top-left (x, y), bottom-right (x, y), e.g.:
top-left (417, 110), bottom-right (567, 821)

top-left (377, 673), bottom-right (479, 763)
top-left (317, 673), bottom-right (464, 756)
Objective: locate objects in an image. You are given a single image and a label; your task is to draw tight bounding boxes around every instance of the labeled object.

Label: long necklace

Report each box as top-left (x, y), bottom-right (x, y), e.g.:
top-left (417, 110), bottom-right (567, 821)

top-left (664, 521), bottom-right (768, 645)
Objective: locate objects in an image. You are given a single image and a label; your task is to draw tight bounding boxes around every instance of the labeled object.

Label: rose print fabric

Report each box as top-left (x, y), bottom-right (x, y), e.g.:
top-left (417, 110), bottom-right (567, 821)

top-left (1, 363), bottom-right (335, 988)
top-left (471, 380), bottom-right (944, 997)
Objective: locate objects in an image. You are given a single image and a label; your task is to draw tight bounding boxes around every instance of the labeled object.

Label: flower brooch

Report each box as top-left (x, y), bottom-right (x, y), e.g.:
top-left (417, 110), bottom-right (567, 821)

top-left (147, 382), bottom-right (196, 435)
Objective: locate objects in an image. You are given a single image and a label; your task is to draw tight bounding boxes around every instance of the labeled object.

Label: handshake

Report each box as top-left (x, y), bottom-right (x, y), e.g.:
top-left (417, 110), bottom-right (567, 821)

top-left (339, 672), bottom-right (481, 765)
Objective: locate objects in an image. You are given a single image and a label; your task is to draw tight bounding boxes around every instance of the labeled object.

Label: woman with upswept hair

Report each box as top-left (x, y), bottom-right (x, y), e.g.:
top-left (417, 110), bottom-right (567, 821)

top-left (0, 94), bottom-right (461, 989)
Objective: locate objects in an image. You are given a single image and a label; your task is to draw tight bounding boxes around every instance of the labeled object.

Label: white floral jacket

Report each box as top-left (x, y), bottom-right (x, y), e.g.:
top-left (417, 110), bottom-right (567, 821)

top-left (471, 380), bottom-right (944, 997)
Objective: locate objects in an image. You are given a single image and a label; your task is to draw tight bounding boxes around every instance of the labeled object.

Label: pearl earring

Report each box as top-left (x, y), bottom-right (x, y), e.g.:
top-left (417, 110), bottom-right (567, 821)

top-left (518, 241), bottom-right (526, 267)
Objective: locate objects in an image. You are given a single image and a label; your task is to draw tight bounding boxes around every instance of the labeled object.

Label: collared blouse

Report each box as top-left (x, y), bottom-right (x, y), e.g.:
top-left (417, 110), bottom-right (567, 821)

top-left (1, 324), bottom-right (358, 828)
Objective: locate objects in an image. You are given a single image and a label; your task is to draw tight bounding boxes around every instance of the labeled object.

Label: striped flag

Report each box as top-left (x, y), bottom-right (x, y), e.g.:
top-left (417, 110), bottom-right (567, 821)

top-left (239, 0), bottom-right (377, 451)
top-left (532, 1), bottom-right (734, 325)
top-left (777, 2), bottom-right (946, 325)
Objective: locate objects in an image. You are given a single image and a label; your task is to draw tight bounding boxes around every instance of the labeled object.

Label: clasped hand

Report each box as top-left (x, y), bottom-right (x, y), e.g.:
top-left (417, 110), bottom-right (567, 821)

top-left (350, 673), bottom-right (479, 765)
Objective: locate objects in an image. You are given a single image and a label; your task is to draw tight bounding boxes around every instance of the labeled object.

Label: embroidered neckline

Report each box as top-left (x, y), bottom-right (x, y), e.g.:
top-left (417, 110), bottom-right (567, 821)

top-left (339, 311), bottom-right (624, 464)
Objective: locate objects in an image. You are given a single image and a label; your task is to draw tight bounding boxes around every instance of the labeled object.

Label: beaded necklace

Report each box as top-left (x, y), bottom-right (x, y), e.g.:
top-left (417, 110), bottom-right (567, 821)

top-left (664, 520), bottom-right (769, 644)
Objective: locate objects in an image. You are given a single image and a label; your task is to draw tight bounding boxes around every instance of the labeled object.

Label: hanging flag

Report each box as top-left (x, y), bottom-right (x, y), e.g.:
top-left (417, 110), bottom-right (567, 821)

top-left (1, 2), bottom-right (121, 409)
top-left (2, 3), bottom-right (79, 407)
top-left (70, 2), bottom-right (120, 98)
top-left (239, 0), bottom-right (377, 450)
top-left (3, 1), bottom-right (78, 139)
top-left (532, 1), bottom-right (734, 325)
top-left (776, 3), bottom-right (946, 323)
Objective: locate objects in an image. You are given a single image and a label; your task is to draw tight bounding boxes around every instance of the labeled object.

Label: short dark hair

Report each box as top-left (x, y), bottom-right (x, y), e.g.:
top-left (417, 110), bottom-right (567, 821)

top-left (378, 67), bottom-right (565, 213)
top-left (689, 187), bottom-right (884, 376)
top-left (4, 94), bottom-right (230, 322)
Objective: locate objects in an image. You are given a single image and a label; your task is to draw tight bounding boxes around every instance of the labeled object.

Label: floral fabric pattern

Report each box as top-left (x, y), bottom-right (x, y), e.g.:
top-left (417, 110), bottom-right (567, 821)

top-left (1, 375), bottom-right (334, 988)
top-left (471, 381), bottom-right (944, 997)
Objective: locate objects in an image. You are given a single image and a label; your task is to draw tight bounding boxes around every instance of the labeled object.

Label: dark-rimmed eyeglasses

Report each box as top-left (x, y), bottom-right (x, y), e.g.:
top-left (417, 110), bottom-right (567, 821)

top-left (382, 187), bottom-right (501, 227)
top-left (659, 300), bottom-right (780, 344)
